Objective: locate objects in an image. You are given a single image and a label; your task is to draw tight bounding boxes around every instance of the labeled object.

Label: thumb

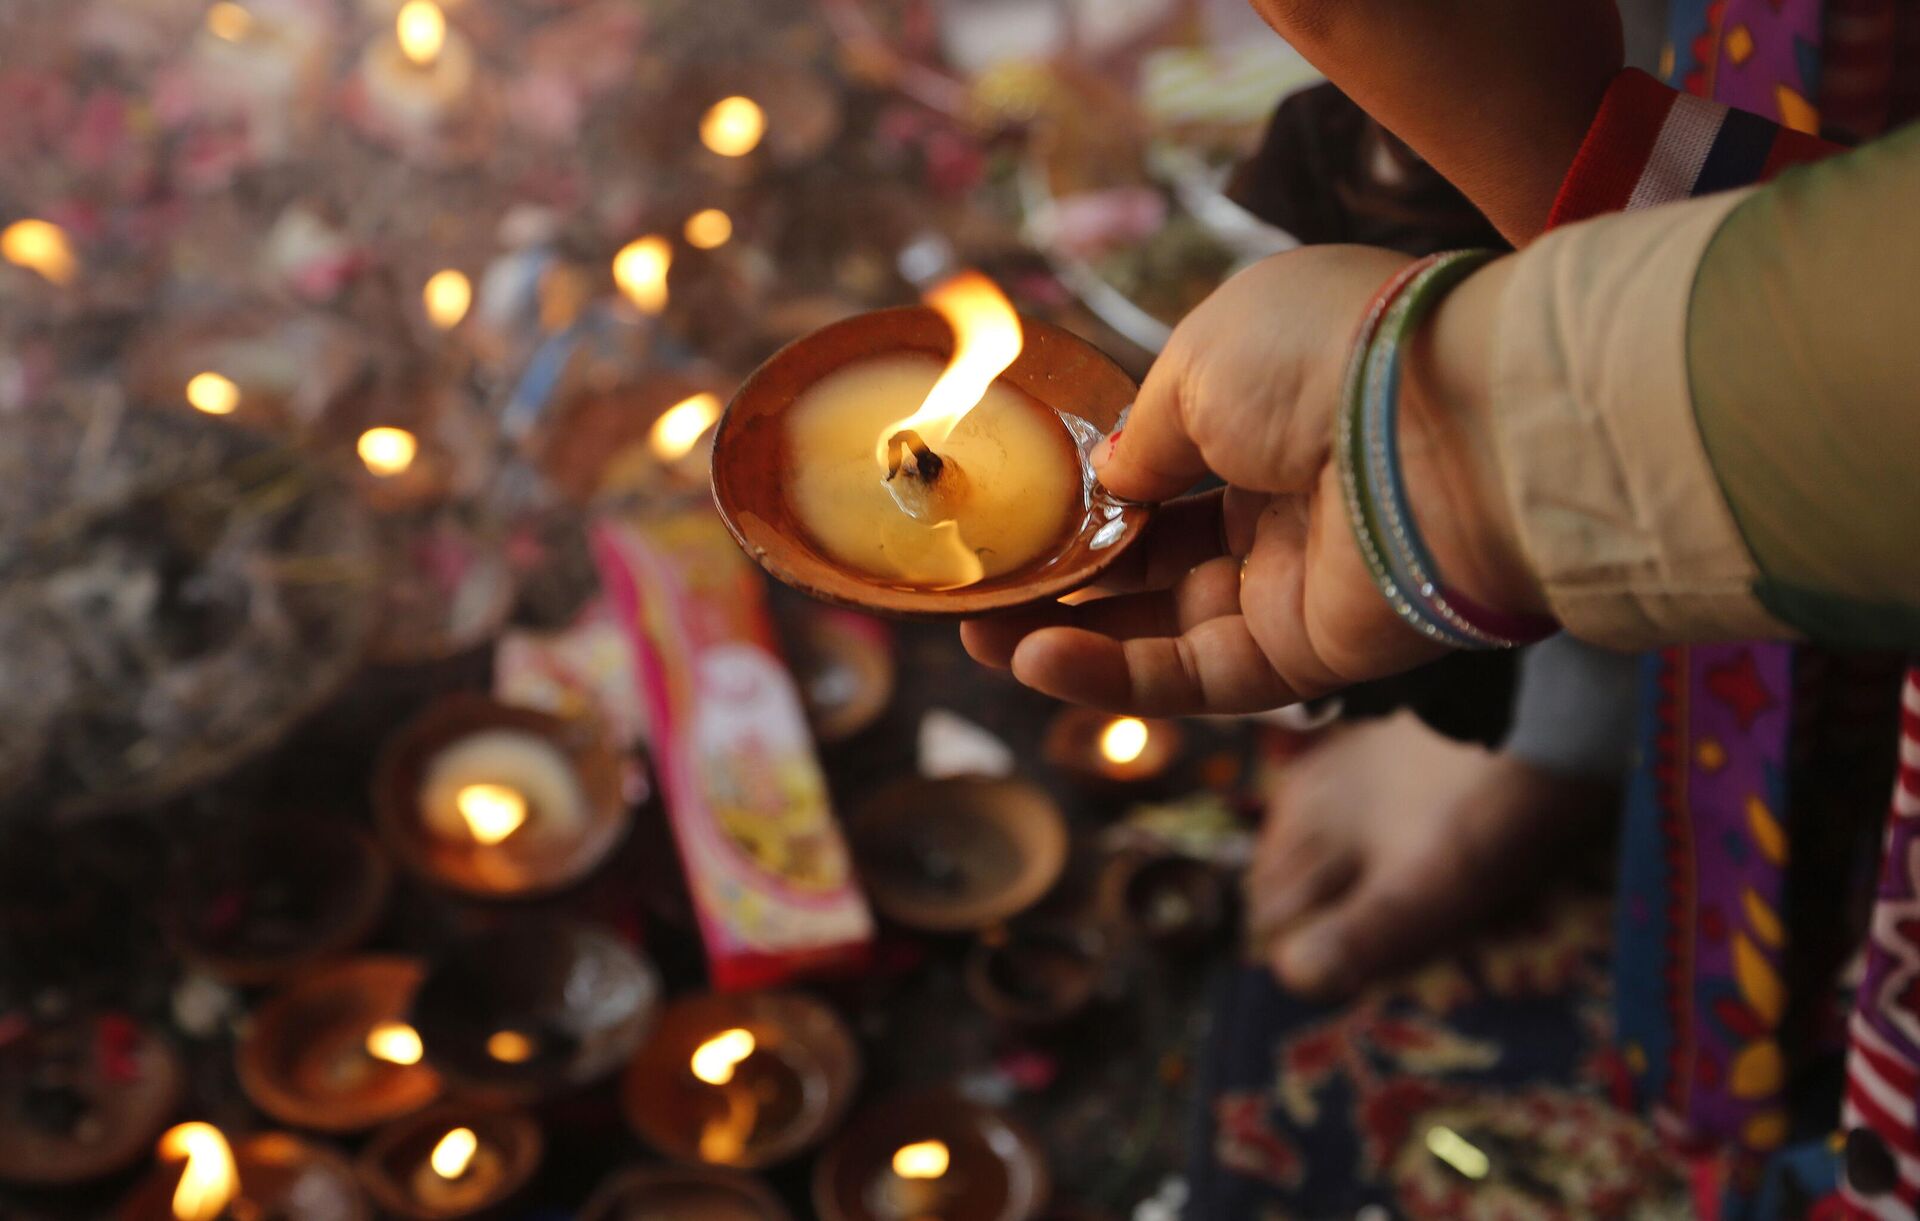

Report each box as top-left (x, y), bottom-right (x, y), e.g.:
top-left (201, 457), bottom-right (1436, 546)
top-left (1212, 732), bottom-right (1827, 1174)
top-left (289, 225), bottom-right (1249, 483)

top-left (1091, 350), bottom-right (1211, 504)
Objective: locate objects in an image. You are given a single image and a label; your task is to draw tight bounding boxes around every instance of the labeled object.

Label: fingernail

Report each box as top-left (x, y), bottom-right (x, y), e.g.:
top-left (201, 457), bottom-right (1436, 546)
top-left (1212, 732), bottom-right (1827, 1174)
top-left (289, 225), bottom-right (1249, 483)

top-left (1277, 928), bottom-right (1344, 994)
top-left (1091, 428), bottom-right (1121, 472)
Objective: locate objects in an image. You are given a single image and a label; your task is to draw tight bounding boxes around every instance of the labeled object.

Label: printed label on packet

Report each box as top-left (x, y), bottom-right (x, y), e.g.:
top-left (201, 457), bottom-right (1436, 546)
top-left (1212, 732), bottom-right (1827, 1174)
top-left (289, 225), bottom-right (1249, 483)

top-left (594, 504), bottom-right (873, 990)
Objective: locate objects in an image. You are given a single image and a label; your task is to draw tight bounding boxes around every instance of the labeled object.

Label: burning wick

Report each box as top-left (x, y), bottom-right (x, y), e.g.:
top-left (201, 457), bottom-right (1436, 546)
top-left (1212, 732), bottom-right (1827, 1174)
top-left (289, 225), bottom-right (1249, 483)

top-left (455, 783), bottom-right (527, 845)
top-left (158, 1123), bottom-right (239, 1221)
top-left (651, 393), bottom-right (721, 462)
top-left (1, 218), bottom-right (76, 284)
top-left (1099, 717), bottom-right (1149, 766)
top-left (613, 235), bottom-right (671, 315)
top-left (365, 1021), bottom-right (424, 1066)
top-left (700, 96), bottom-right (765, 157)
top-left (430, 1127), bottom-right (478, 1180)
top-left (892, 1140), bottom-right (951, 1180)
top-left (487, 1030), bottom-right (534, 1063)
top-left (396, 0), bottom-right (446, 68)
top-left (690, 1028), bottom-right (756, 1086)
top-left (357, 427), bottom-right (418, 477)
top-left (423, 269), bottom-right (471, 329)
top-left (185, 372), bottom-right (240, 416)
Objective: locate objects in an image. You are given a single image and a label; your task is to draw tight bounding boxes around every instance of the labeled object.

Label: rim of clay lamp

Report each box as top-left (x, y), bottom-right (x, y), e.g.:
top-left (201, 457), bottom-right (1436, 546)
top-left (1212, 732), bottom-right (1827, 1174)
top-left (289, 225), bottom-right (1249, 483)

top-left (846, 776), bottom-right (1069, 933)
top-left (621, 991), bottom-right (861, 1171)
top-left (581, 1164), bottom-right (795, 1221)
top-left (237, 956), bottom-right (443, 1134)
top-left (710, 306), bottom-right (1148, 621)
top-left (812, 1089), bottom-right (1050, 1221)
top-left (355, 1104), bottom-right (542, 1221)
top-left (373, 694), bottom-right (631, 901)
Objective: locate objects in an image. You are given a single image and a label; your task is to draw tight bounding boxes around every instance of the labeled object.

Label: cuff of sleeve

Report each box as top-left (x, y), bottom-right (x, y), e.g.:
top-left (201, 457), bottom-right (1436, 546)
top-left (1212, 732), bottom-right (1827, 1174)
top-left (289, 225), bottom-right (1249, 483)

top-left (1488, 190), bottom-right (1793, 650)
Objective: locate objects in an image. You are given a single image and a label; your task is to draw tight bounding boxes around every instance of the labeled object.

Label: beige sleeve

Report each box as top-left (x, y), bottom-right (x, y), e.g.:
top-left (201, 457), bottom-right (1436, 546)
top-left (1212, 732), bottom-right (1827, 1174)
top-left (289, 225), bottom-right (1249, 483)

top-left (1486, 187), bottom-right (1792, 649)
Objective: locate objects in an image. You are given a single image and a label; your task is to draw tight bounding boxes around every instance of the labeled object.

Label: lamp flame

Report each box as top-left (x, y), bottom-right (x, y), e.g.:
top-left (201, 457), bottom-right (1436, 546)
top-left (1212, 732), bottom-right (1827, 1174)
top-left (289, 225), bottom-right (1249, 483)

top-left (891, 1140), bottom-right (951, 1180)
top-left (612, 235), bottom-right (671, 315)
top-left (651, 393), bottom-right (721, 462)
top-left (487, 1030), bottom-right (534, 1063)
top-left (205, 2), bottom-right (253, 41)
top-left (700, 96), bottom-right (765, 157)
top-left (396, 0), bottom-right (446, 66)
top-left (157, 1123), bottom-right (239, 1221)
top-left (690, 1028), bottom-right (756, 1086)
top-left (1424, 1125), bottom-right (1490, 1180)
top-left (1, 219), bottom-right (76, 285)
top-left (455, 783), bottom-right (527, 845)
top-left (185, 372), bottom-right (240, 416)
top-left (1099, 717), bottom-right (1150, 766)
top-left (430, 1127), bottom-right (478, 1180)
top-left (423, 269), bottom-right (471, 329)
top-left (876, 272), bottom-right (1022, 466)
top-left (364, 1021), bottom-right (424, 1066)
top-left (683, 208), bottom-right (733, 250)
top-left (357, 426), bottom-right (418, 477)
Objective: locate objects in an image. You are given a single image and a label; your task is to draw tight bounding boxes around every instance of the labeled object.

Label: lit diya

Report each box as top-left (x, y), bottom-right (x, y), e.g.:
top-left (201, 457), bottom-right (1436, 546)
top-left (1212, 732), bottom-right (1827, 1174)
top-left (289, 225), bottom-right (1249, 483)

top-left (162, 820), bottom-right (392, 988)
top-left (0, 1012), bottom-right (183, 1187)
top-left (847, 777), bottom-right (1069, 933)
top-left (408, 918), bottom-right (660, 1101)
top-left (374, 694), bottom-right (629, 900)
top-left (121, 1123), bottom-right (370, 1221)
top-left (814, 1091), bottom-right (1049, 1221)
top-left (356, 1106), bottom-right (540, 1220)
top-left (711, 273), bottom-right (1146, 619)
top-left (622, 991), bottom-right (859, 1170)
top-left (582, 1164), bottom-right (793, 1221)
top-left (237, 957), bottom-right (441, 1134)
top-left (1042, 709), bottom-right (1183, 789)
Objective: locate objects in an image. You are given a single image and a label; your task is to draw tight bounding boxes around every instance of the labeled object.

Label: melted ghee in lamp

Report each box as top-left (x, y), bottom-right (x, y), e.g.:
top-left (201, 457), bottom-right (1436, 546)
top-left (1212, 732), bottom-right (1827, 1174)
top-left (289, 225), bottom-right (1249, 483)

top-left (784, 355), bottom-right (1081, 589)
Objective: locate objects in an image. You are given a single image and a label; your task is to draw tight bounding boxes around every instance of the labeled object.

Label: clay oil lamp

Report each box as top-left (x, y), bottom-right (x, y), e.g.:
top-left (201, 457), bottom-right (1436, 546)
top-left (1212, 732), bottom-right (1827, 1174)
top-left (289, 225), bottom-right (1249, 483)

top-left (622, 991), bottom-right (859, 1171)
top-left (0, 1011), bottom-right (183, 1188)
top-left (121, 1123), bottom-right (370, 1221)
top-left (1098, 852), bottom-right (1231, 951)
top-left (582, 1164), bottom-right (792, 1221)
top-left (531, 368), bottom-right (732, 506)
top-left (848, 777), bottom-right (1069, 933)
top-left (355, 1106), bottom-right (540, 1220)
top-left (815, 1091), bottom-right (1049, 1221)
top-left (347, 0), bottom-right (500, 166)
top-left (374, 694), bottom-right (629, 900)
top-left (162, 820), bottom-right (392, 988)
top-left (1042, 709), bottom-right (1183, 792)
top-left (784, 606), bottom-right (896, 745)
top-left (964, 921), bottom-right (1106, 1029)
top-left (710, 272), bottom-right (1146, 620)
top-left (237, 957), bottom-right (442, 1134)
top-left (409, 917), bottom-right (660, 1101)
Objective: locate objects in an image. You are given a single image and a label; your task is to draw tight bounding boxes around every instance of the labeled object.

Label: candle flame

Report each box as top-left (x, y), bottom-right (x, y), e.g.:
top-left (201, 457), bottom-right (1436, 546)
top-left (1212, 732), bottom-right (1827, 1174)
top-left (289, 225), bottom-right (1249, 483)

top-left (357, 426), bottom-right (419, 477)
top-left (1099, 717), bottom-right (1150, 765)
top-left (2, 219), bottom-right (76, 285)
top-left (205, 2), bottom-right (253, 41)
top-left (690, 1027), bottom-right (756, 1086)
top-left (892, 1140), bottom-right (951, 1180)
top-left (185, 372), bottom-right (240, 416)
top-left (612, 235), bottom-right (671, 315)
top-left (455, 783), bottom-right (527, 845)
top-left (364, 1021), bottom-right (424, 1066)
top-left (683, 208), bottom-right (733, 250)
top-left (157, 1123), bottom-right (239, 1221)
top-left (876, 271), bottom-right (1023, 466)
top-left (487, 1030), bottom-right (534, 1063)
top-left (651, 393), bottom-right (721, 462)
top-left (430, 1127), bottom-right (478, 1180)
top-left (700, 96), bottom-right (765, 157)
top-left (396, 0), bottom-right (446, 66)
top-left (423, 269), bottom-right (471, 329)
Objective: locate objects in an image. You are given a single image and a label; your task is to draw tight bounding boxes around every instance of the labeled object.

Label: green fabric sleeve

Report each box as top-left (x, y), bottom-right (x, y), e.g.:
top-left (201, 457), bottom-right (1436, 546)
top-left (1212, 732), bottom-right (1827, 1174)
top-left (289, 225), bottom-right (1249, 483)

top-left (1687, 123), bottom-right (1920, 646)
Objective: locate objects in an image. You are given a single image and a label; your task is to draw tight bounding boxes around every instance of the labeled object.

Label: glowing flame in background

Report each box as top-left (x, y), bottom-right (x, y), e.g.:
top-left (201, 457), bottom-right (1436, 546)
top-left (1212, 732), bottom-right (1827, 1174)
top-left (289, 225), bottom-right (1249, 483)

top-left (875, 271), bottom-right (1023, 467)
top-left (1, 219), bottom-right (76, 285)
top-left (430, 1127), bottom-right (478, 1179)
top-left (700, 97), bottom-right (765, 157)
top-left (357, 427), bottom-right (419, 477)
top-left (186, 372), bottom-right (240, 416)
top-left (690, 1028), bottom-right (756, 1086)
top-left (158, 1123), bottom-right (239, 1221)
top-left (423, 269), bottom-right (472, 329)
top-left (455, 783), bottom-right (527, 844)
top-left (396, 0), bottom-right (446, 66)
top-left (1099, 718), bottom-right (1149, 765)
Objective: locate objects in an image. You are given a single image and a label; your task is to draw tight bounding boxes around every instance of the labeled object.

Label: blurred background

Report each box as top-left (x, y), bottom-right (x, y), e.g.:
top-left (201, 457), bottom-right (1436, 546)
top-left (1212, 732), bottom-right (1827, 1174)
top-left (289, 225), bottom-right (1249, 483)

top-left (0, 1), bottom-right (1687, 1218)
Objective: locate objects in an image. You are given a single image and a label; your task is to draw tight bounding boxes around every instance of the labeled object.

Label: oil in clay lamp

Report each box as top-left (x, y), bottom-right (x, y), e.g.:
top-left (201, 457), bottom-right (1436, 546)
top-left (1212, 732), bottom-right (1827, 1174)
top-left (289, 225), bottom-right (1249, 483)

top-left (711, 272), bottom-right (1147, 619)
top-left (964, 920), bottom-right (1107, 1028)
top-left (0, 1009), bottom-right (184, 1189)
top-left (120, 1122), bottom-right (370, 1221)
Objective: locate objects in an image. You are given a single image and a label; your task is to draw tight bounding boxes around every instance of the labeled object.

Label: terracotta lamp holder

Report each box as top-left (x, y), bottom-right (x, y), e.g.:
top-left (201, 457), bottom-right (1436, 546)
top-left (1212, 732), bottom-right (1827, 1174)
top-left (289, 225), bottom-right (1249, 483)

top-left (237, 956), bottom-right (442, 1134)
top-left (711, 306), bottom-right (1148, 620)
top-left (964, 921), bottom-right (1107, 1028)
top-left (121, 1132), bottom-right (370, 1221)
top-left (846, 777), bottom-right (1069, 934)
top-left (355, 1105), bottom-right (541, 1221)
top-left (622, 991), bottom-right (860, 1170)
top-left (581, 1165), bottom-right (794, 1221)
top-left (813, 1090), bottom-right (1050, 1221)
top-left (0, 1013), bottom-right (183, 1188)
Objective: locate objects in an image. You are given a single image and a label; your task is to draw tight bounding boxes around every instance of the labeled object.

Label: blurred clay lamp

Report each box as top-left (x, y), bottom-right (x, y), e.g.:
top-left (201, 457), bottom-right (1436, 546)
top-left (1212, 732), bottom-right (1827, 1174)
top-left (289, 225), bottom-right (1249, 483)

top-left (361, 0), bottom-right (475, 141)
top-left (712, 272), bottom-right (1146, 618)
top-left (624, 993), bottom-right (858, 1171)
top-left (873, 1140), bottom-right (955, 1217)
top-left (646, 390), bottom-right (722, 479)
top-left (422, 270), bottom-right (472, 331)
top-left (0, 1012), bottom-right (183, 1189)
top-left (613, 235), bottom-right (671, 317)
top-left (236, 958), bottom-right (442, 1133)
top-left (1043, 710), bottom-right (1183, 788)
top-left (356, 1107), bottom-right (541, 1220)
top-left (375, 696), bottom-right (628, 899)
top-left (815, 1092), bottom-right (1048, 1221)
top-left (122, 1122), bottom-right (369, 1221)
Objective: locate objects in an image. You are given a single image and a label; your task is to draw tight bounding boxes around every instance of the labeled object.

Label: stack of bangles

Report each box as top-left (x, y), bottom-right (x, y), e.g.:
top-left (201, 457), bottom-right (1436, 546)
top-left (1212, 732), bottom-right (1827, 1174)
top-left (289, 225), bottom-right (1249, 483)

top-left (1335, 250), bottom-right (1559, 651)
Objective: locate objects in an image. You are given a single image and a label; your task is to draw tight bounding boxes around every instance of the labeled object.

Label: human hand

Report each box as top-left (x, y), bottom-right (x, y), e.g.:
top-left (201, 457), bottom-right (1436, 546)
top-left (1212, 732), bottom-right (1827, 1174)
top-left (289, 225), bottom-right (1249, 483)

top-left (961, 245), bottom-right (1542, 716)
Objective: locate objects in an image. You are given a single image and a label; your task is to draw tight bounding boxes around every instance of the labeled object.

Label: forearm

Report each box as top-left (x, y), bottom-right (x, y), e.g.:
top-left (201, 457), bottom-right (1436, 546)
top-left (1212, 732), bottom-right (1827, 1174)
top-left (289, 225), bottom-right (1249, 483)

top-left (1247, 0), bottom-right (1622, 243)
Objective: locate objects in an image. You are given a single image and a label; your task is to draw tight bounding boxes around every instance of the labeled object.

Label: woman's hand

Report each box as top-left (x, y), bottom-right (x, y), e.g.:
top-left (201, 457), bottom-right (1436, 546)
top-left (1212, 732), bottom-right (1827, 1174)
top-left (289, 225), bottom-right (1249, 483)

top-left (961, 245), bottom-right (1543, 716)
